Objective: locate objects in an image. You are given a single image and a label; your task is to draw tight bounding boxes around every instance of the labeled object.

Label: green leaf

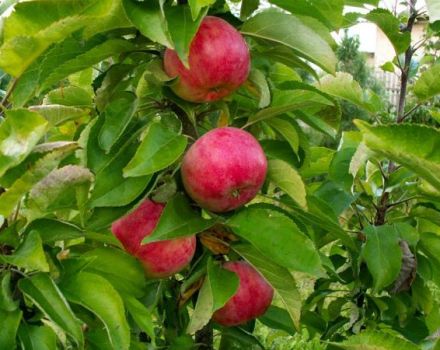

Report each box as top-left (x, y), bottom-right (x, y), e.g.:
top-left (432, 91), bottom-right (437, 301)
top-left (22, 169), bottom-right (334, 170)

top-left (122, 0), bottom-right (172, 48)
top-left (345, 0), bottom-right (379, 6)
top-left (189, 0), bottom-right (216, 21)
top-left (0, 143), bottom-right (77, 217)
top-left (219, 326), bottom-right (264, 350)
top-left (0, 308), bottom-right (22, 350)
top-left (187, 258), bottom-right (239, 333)
top-left (82, 247), bottom-right (146, 298)
top-left (362, 225), bottom-right (402, 292)
top-left (98, 92), bottom-right (138, 153)
top-left (366, 9), bottom-right (411, 55)
top-left (0, 0), bottom-right (116, 76)
top-left (329, 131), bottom-right (362, 191)
top-left (0, 272), bottom-right (18, 311)
top-left (246, 101), bottom-right (316, 126)
top-left (419, 232), bottom-right (440, 271)
top-left (232, 243), bottom-right (301, 330)
top-left (228, 207), bottom-right (323, 276)
top-left (26, 219), bottom-right (84, 243)
top-left (426, 0), bottom-right (440, 23)
top-left (0, 231), bottom-right (49, 272)
top-left (124, 295), bottom-right (155, 345)
top-left (269, 0), bottom-right (344, 30)
top-left (267, 159), bottom-right (307, 209)
top-left (329, 330), bottom-right (420, 350)
top-left (44, 86), bottom-right (93, 107)
top-left (41, 39), bottom-right (134, 92)
top-left (28, 165), bottom-right (93, 212)
top-left (88, 118), bottom-right (152, 208)
top-left (355, 121), bottom-right (440, 190)
top-left (260, 140), bottom-right (299, 168)
top-left (314, 181), bottom-right (355, 217)
top-left (17, 324), bottom-right (57, 350)
top-left (60, 272), bottom-right (130, 350)
top-left (11, 34), bottom-right (105, 107)
top-left (265, 117), bottom-right (299, 155)
top-left (414, 64), bottom-right (440, 101)
top-left (241, 10), bottom-right (337, 73)
top-left (258, 306), bottom-right (296, 335)
top-left (318, 72), bottom-right (382, 113)
top-left (283, 195), bottom-right (356, 251)
top-left (144, 193), bottom-right (214, 243)
top-left (381, 61), bottom-right (395, 73)
top-left (300, 147), bottom-right (335, 178)
top-left (82, 0), bottom-right (132, 39)
top-left (247, 69), bottom-right (270, 109)
top-left (240, 0), bottom-right (259, 20)
top-left (123, 122), bottom-right (188, 178)
top-left (258, 45), bottom-right (319, 80)
top-left (269, 62), bottom-right (301, 85)
top-left (164, 4), bottom-right (205, 67)
top-left (18, 273), bottom-right (84, 347)
top-left (0, 109), bottom-right (48, 178)
top-left (28, 105), bottom-right (89, 126)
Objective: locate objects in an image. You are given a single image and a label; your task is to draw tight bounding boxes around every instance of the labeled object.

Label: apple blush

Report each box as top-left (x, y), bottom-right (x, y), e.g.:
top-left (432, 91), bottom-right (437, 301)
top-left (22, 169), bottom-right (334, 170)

top-left (111, 199), bottom-right (196, 279)
top-left (164, 16), bottom-right (250, 103)
top-left (213, 261), bottom-right (274, 326)
top-left (181, 127), bottom-right (267, 213)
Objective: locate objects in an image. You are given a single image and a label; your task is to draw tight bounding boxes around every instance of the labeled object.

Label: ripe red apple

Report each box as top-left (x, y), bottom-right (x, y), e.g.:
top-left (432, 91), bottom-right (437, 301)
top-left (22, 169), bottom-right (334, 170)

top-left (111, 199), bottom-right (196, 278)
top-left (164, 16), bottom-right (250, 103)
top-left (213, 261), bottom-right (274, 326)
top-left (181, 127), bottom-right (267, 212)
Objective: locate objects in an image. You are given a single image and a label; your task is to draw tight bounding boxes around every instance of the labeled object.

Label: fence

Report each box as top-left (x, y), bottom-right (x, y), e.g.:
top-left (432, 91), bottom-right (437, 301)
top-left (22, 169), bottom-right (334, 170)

top-left (374, 70), bottom-right (400, 108)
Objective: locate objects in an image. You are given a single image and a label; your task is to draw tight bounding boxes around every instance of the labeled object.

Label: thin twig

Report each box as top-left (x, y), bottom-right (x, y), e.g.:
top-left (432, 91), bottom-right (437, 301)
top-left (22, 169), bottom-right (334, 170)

top-left (1, 77), bottom-right (18, 109)
top-left (401, 103), bottom-right (422, 121)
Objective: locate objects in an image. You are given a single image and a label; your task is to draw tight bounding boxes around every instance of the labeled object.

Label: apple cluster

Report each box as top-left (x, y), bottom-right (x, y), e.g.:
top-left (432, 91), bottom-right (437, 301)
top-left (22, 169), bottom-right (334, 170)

top-left (112, 16), bottom-right (273, 327)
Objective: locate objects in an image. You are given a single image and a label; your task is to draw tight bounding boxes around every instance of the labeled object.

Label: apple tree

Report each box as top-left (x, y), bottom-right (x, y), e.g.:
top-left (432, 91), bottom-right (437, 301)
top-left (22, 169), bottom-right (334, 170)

top-left (0, 0), bottom-right (440, 349)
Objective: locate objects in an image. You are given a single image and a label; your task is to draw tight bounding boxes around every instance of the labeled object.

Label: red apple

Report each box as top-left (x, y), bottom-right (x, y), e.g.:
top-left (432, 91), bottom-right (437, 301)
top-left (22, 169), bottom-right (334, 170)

top-left (111, 199), bottom-right (196, 278)
top-left (213, 261), bottom-right (274, 326)
top-left (164, 16), bottom-right (250, 103)
top-left (181, 127), bottom-right (267, 212)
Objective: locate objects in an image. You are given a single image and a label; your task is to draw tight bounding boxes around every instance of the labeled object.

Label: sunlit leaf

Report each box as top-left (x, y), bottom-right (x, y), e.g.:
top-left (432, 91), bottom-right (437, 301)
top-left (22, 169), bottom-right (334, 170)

top-left (268, 159), bottom-right (307, 209)
top-left (0, 231), bottom-right (49, 272)
top-left (356, 121), bottom-right (440, 190)
top-left (0, 109), bottom-right (48, 178)
top-left (123, 122), bottom-right (187, 178)
top-left (123, 0), bottom-right (172, 47)
top-left (414, 64), bottom-right (440, 101)
top-left (18, 273), bottom-right (84, 347)
top-left (144, 193), bottom-right (214, 243)
top-left (60, 272), bottom-right (130, 350)
top-left (241, 11), bottom-right (337, 73)
top-left (228, 207), bottom-right (323, 276)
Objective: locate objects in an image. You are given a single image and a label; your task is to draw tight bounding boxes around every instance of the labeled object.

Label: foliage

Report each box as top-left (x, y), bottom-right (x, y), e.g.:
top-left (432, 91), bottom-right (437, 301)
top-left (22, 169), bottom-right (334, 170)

top-left (0, 0), bottom-right (440, 349)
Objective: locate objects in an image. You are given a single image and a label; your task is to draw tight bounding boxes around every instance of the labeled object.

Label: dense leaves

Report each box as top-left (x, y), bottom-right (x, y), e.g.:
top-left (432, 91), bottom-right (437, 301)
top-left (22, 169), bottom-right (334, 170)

top-left (0, 0), bottom-right (439, 348)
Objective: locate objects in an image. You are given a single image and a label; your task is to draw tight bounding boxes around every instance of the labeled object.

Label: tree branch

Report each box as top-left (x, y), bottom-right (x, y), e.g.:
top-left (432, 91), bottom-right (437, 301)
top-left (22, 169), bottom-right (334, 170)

top-left (374, 0), bottom-right (418, 225)
top-left (195, 323), bottom-right (214, 350)
top-left (1, 77), bottom-right (18, 112)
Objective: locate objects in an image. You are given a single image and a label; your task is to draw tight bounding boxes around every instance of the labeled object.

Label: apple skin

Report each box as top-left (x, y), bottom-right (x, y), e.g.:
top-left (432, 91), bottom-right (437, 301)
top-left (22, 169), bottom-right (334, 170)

top-left (181, 127), bottom-right (267, 212)
top-left (111, 199), bottom-right (196, 279)
top-left (164, 16), bottom-right (250, 103)
top-left (213, 261), bottom-right (274, 327)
